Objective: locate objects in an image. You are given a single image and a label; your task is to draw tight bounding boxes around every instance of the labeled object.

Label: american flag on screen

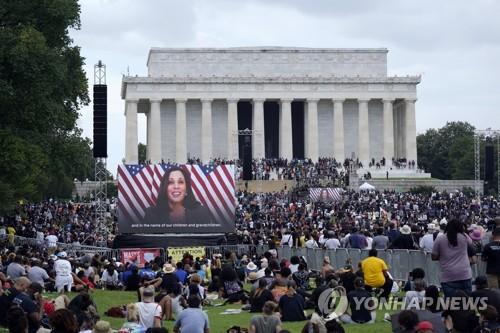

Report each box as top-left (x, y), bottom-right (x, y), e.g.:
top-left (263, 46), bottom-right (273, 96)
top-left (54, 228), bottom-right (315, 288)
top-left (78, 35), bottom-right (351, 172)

top-left (309, 188), bottom-right (343, 202)
top-left (118, 164), bottom-right (236, 224)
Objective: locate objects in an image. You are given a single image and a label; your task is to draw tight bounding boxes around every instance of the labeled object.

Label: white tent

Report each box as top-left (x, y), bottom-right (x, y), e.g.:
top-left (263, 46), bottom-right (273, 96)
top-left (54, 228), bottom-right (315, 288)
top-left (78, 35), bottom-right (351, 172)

top-left (359, 182), bottom-right (376, 191)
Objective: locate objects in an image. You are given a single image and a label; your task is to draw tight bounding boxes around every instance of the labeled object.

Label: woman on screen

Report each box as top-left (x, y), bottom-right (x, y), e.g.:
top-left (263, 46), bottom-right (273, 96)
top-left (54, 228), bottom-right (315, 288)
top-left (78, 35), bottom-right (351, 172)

top-left (143, 166), bottom-right (213, 226)
top-left (319, 189), bottom-right (331, 202)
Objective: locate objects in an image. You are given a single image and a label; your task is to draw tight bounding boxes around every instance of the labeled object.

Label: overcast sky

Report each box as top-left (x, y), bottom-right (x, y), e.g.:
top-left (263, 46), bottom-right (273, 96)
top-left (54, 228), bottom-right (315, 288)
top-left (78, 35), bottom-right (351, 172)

top-left (71, 0), bottom-right (500, 176)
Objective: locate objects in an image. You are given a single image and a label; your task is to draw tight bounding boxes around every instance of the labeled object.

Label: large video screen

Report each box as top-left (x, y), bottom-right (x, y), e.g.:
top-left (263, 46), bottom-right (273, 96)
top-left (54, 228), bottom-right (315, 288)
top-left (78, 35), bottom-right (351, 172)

top-left (118, 164), bottom-right (236, 234)
top-left (309, 188), bottom-right (343, 202)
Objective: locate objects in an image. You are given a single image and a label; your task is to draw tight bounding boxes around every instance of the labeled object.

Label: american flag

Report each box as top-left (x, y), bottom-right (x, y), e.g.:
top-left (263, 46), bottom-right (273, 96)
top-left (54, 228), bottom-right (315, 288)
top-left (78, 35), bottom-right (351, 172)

top-left (118, 164), bottom-right (236, 226)
top-left (309, 188), bottom-right (343, 202)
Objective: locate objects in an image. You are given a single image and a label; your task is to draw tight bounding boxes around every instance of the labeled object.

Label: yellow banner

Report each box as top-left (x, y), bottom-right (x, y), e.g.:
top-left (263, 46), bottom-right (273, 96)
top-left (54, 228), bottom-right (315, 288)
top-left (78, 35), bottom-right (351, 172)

top-left (168, 247), bottom-right (206, 262)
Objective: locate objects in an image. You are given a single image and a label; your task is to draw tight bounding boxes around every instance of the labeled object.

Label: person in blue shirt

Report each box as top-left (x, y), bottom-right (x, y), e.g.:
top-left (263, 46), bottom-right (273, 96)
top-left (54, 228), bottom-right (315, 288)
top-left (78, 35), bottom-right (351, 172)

top-left (174, 262), bottom-right (188, 284)
top-left (194, 262), bottom-right (206, 281)
top-left (140, 262), bottom-right (156, 281)
top-left (121, 264), bottom-right (136, 284)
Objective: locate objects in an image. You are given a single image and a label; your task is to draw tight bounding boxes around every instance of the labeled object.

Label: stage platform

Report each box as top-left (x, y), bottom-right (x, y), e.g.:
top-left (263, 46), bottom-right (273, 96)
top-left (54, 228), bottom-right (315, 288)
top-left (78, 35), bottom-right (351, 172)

top-left (113, 233), bottom-right (236, 248)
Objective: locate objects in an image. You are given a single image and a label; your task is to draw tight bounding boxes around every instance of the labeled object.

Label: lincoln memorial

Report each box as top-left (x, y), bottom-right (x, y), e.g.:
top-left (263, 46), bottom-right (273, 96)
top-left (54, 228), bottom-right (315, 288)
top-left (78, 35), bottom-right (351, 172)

top-left (121, 47), bottom-right (420, 165)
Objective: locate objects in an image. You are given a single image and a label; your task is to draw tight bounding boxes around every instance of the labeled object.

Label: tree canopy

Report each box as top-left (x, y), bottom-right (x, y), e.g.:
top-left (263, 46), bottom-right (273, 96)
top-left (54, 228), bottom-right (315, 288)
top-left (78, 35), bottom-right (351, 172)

top-left (417, 121), bottom-right (497, 193)
top-left (0, 0), bottom-right (93, 211)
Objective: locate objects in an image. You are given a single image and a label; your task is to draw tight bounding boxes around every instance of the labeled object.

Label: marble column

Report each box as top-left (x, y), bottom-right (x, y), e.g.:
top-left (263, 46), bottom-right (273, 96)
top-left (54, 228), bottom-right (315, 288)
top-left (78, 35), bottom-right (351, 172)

top-left (175, 98), bottom-right (187, 163)
top-left (307, 99), bottom-right (319, 162)
top-left (149, 99), bottom-right (162, 163)
top-left (252, 99), bottom-right (265, 159)
top-left (125, 99), bottom-right (138, 164)
top-left (358, 99), bottom-right (370, 164)
top-left (146, 111), bottom-right (151, 161)
top-left (279, 99), bottom-right (293, 160)
top-left (227, 99), bottom-right (239, 160)
top-left (333, 99), bottom-right (345, 161)
top-left (383, 99), bottom-right (395, 163)
top-left (201, 98), bottom-right (213, 163)
top-left (405, 99), bottom-right (417, 163)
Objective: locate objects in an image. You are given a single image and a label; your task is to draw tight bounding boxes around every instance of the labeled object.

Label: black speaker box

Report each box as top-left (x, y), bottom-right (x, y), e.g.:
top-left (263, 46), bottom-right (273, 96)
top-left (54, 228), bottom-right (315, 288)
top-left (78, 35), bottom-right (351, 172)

top-left (485, 145), bottom-right (494, 181)
top-left (242, 135), bottom-right (252, 180)
top-left (93, 85), bottom-right (107, 158)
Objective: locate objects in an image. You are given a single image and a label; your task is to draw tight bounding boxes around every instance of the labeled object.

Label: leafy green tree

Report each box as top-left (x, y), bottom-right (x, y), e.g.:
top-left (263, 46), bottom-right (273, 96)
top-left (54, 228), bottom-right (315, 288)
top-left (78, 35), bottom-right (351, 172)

top-left (416, 122), bottom-right (495, 189)
top-left (138, 143), bottom-right (147, 164)
top-left (0, 1), bottom-right (94, 210)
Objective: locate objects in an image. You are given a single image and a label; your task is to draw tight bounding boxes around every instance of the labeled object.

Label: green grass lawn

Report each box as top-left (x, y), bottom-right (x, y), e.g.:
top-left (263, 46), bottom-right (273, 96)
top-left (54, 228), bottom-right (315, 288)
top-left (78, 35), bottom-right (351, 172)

top-left (42, 290), bottom-right (394, 333)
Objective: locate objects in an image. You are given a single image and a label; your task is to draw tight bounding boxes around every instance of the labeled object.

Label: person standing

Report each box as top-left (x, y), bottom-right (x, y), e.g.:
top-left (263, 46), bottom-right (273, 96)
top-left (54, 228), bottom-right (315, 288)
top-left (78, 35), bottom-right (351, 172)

top-left (419, 223), bottom-right (436, 252)
top-left (372, 228), bottom-right (389, 250)
top-left (54, 252), bottom-right (73, 293)
top-left (304, 233), bottom-right (319, 249)
top-left (431, 219), bottom-right (473, 297)
top-left (280, 229), bottom-right (293, 247)
top-left (482, 228), bottom-right (500, 289)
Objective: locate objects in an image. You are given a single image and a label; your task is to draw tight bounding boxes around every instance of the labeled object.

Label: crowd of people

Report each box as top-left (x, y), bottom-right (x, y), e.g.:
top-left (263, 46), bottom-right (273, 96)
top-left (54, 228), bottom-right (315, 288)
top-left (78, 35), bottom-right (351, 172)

top-left (1, 217), bottom-right (500, 332)
top-left (3, 159), bottom-right (500, 332)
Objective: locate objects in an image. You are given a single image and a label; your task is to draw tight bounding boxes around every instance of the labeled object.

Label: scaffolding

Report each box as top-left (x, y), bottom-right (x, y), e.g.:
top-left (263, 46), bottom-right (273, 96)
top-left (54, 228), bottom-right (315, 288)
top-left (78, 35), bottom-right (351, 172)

top-left (93, 60), bottom-right (108, 245)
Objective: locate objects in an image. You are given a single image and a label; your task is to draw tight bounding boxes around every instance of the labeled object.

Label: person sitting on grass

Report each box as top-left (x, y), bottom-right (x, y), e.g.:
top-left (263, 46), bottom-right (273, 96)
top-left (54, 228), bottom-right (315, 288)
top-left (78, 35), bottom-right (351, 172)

top-left (278, 280), bottom-right (306, 322)
top-left (249, 301), bottom-right (282, 333)
top-left (404, 279), bottom-right (426, 310)
top-left (120, 303), bottom-right (146, 332)
top-left (403, 268), bottom-right (426, 292)
top-left (270, 267), bottom-right (291, 303)
top-left (158, 282), bottom-right (186, 321)
top-left (144, 263), bottom-right (180, 296)
top-left (173, 295), bottom-right (210, 333)
top-left (6, 305), bottom-right (29, 333)
top-left (185, 273), bottom-right (205, 301)
top-left (340, 277), bottom-right (376, 324)
top-left (49, 308), bottom-right (80, 333)
top-left (249, 279), bottom-right (274, 313)
top-left (101, 264), bottom-right (121, 290)
top-left (136, 286), bottom-right (163, 329)
top-left (220, 266), bottom-right (247, 305)
top-left (125, 266), bottom-right (141, 291)
top-left (395, 310), bottom-right (419, 333)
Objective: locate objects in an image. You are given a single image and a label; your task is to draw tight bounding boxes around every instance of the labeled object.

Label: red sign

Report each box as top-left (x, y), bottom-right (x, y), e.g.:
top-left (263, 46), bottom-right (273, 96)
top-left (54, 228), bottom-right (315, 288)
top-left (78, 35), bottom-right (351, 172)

top-left (120, 248), bottom-right (161, 267)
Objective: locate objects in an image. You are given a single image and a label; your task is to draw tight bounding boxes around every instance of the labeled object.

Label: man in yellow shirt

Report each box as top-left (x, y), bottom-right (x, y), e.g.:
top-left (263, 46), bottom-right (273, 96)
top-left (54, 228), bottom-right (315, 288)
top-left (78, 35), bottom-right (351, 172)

top-left (361, 249), bottom-right (393, 300)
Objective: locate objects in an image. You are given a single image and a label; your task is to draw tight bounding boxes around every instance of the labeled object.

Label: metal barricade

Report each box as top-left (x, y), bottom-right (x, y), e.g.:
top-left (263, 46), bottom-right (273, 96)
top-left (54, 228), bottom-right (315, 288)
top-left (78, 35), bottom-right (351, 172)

top-left (391, 249), bottom-right (411, 281)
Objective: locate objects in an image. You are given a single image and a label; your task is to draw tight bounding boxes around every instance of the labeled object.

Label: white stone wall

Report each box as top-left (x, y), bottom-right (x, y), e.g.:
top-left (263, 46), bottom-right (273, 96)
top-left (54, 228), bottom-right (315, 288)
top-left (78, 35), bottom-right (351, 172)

top-left (343, 100), bottom-right (359, 159)
top-left (318, 100), bottom-right (334, 157)
top-left (123, 48), bottom-right (420, 164)
top-left (186, 100), bottom-right (202, 159)
top-left (147, 47), bottom-right (388, 78)
top-left (212, 100), bottom-right (228, 159)
top-left (161, 100), bottom-right (176, 162)
top-left (368, 100), bottom-right (383, 160)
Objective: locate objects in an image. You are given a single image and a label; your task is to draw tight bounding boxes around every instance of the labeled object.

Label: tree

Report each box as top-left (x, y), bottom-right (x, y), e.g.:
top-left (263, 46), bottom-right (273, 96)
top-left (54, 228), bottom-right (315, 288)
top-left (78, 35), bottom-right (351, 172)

top-left (417, 121), bottom-right (476, 180)
top-left (0, 1), bottom-right (92, 210)
top-left (138, 143), bottom-right (147, 164)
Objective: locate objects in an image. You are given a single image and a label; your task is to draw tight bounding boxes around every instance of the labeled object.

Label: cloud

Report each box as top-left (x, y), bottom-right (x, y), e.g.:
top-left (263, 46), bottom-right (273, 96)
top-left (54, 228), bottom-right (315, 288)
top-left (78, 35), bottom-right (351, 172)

top-left (71, 0), bottom-right (500, 175)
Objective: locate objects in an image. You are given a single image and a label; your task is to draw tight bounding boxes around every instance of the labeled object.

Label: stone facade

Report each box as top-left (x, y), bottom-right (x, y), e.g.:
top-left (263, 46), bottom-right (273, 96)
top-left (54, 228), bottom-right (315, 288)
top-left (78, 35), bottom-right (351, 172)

top-left (121, 47), bottom-right (420, 164)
